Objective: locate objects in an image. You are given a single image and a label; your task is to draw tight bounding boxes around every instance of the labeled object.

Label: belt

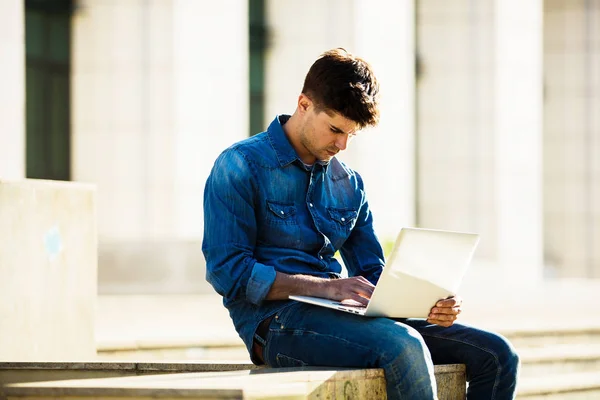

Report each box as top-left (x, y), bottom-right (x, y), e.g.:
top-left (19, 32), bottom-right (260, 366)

top-left (252, 315), bottom-right (274, 365)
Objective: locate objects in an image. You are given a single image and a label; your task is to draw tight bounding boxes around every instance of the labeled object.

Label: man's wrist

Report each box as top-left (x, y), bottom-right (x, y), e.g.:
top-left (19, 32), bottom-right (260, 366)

top-left (304, 275), bottom-right (330, 298)
top-left (267, 272), bottom-right (330, 300)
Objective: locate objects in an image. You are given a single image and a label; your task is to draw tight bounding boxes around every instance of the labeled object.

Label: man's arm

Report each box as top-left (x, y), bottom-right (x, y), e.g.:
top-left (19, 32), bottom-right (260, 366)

top-left (203, 149), bottom-right (275, 305)
top-left (265, 272), bottom-right (375, 306)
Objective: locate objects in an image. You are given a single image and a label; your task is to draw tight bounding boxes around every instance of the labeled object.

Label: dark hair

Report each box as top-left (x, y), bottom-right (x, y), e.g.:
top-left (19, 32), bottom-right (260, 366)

top-left (302, 48), bottom-right (380, 128)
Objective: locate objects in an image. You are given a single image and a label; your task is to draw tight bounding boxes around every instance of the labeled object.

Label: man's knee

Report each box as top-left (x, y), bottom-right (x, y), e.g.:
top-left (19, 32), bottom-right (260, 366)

top-left (482, 332), bottom-right (520, 378)
top-left (498, 336), bottom-right (520, 376)
top-left (375, 322), bottom-right (431, 366)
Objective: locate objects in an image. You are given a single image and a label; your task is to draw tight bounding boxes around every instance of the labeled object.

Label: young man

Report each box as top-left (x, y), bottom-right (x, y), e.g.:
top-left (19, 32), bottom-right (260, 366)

top-left (203, 48), bottom-right (519, 399)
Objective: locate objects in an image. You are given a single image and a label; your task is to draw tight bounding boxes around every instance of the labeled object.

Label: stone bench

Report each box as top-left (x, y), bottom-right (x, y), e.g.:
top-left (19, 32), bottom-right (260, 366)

top-left (1, 361), bottom-right (466, 399)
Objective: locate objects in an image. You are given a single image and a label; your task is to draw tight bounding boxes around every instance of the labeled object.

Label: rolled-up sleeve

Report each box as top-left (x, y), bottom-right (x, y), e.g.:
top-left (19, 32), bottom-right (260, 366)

top-left (202, 148), bottom-right (276, 305)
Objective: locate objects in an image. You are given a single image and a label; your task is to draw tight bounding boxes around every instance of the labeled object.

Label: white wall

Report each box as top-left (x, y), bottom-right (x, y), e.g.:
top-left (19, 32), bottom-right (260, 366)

top-left (543, 0), bottom-right (600, 278)
top-left (351, 0), bottom-right (416, 241)
top-left (0, 0), bottom-right (25, 180)
top-left (265, 0), bottom-right (355, 117)
top-left (72, 0), bottom-right (248, 292)
top-left (416, 0), bottom-right (497, 257)
top-left (173, 0), bottom-right (249, 239)
top-left (494, 0), bottom-right (543, 281)
top-left (416, 0), bottom-right (544, 282)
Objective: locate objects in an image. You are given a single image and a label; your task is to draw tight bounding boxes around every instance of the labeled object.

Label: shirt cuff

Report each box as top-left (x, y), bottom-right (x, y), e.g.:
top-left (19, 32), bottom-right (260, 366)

top-left (246, 262), bottom-right (276, 305)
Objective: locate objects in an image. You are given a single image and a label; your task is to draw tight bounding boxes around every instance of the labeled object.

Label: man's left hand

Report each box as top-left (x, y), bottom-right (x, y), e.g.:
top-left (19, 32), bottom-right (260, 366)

top-left (427, 296), bottom-right (462, 327)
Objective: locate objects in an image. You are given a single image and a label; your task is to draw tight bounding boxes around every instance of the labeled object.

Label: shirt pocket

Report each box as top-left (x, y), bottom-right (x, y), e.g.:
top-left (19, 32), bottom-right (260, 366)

top-left (266, 201), bottom-right (298, 225)
top-left (327, 207), bottom-right (358, 229)
top-left (326, 207), bottom-right (358, 249)
top-left (261, 200), bottom-right (301, 248)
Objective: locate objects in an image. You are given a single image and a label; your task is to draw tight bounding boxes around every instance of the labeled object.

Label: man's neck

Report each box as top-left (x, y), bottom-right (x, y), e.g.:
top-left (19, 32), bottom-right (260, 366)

top-left (281, 112), bottom-right (314, 165)
top-left (281, 112), bottom-right (299, 142)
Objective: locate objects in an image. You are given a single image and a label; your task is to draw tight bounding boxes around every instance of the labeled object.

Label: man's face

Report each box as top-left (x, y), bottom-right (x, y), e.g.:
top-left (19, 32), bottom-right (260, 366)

top-left (297, 98), bottom-right (359, 165)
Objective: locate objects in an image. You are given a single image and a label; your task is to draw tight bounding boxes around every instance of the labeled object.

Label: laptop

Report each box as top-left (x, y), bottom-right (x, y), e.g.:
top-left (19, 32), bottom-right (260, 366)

top-left (289, 227), bottom-right (480, 318)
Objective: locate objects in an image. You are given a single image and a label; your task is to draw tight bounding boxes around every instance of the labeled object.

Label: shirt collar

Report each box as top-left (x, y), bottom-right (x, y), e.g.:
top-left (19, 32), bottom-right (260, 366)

top-left (267, 115), bottom-right (330, 171)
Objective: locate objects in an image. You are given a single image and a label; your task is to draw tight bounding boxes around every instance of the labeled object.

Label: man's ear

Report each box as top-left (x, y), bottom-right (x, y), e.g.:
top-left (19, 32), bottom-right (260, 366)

top-left (297, 93), bottom-right (312, 115)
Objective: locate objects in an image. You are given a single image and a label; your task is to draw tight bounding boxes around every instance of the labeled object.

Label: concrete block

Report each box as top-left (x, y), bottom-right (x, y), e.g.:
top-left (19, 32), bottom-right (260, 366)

top-left (2, 364), bottom-right (467, 399)
top-left (0, 179), bottom-right (97, 361)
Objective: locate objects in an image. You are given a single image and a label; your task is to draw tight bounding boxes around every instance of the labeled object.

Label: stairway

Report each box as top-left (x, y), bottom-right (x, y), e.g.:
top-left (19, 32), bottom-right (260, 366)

top-left (504, 325), bottom-right (600, 399)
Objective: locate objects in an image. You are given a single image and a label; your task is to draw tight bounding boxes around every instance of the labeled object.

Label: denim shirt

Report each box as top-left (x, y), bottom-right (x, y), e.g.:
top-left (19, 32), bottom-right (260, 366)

top-left (202, 115), bottom-right (385, 361)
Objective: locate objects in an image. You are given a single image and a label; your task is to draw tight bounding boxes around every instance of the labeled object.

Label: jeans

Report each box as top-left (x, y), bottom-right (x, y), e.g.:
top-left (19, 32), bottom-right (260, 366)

top-left (262, 302), bottom-right (520, 400)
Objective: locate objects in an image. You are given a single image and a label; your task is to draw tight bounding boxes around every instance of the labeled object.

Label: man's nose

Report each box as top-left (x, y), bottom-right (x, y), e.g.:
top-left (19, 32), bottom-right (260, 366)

top-left (335, 134), bottom-right (349, 151)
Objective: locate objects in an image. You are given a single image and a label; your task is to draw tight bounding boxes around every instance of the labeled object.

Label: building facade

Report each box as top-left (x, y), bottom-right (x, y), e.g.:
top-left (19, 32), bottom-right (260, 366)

top-left (0, 0), bottom-right (598, 293)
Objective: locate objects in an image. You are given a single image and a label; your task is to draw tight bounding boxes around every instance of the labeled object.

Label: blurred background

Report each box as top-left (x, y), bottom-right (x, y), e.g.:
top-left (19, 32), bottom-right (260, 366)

top-left (0, 0), bottom-right (599, 297)
top-left (2, 3), bottom-right (600, 396)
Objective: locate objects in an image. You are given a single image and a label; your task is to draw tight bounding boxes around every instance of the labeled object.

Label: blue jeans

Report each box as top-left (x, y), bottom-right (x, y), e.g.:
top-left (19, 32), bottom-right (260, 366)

top-left (262, 302), bottom-right (520, 400)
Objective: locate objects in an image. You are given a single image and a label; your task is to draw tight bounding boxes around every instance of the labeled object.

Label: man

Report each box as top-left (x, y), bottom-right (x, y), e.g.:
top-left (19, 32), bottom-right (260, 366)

top-left (203, 48), bottom-right (519, 399)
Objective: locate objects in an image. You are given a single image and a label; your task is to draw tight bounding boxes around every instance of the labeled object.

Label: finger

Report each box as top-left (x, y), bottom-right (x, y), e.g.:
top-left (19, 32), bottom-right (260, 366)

top-left (428, 313), bottom-right (458, 322)
top-left (333, 278), bottom-right (373, 296)
top-left (436, 297), bottom-right (459, 307)
top-left (348, 293), bottom-right (370, 306)
top-left (351, 280), bottom-right (375, 297)
top-left (430, 306), bottom-right (461, 315)
top-left (427, 318), bottom-right (454, 328)
top-left (355, 276), bottom-right (376, 288)
top-left (426, 316), bottom-right (454, 326)
top-left (357, 285), bottom-right (374, 298)
top-left (445, 296), bottom-right (463, 306)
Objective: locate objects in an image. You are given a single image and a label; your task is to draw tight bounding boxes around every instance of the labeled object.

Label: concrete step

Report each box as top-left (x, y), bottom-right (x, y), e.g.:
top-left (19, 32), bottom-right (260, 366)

top-left (519, 343), bottom-right (600, 378)
top-left (1, 363), bottom-right (466, 400)
top-left (501, 326), bottom-right (600, 349)
top-left (97, 343), bottom-right (250, 362)
top-left (0, 361), bottom-right (258, 387)
top-left (518, 370), bottom-right (600, 399)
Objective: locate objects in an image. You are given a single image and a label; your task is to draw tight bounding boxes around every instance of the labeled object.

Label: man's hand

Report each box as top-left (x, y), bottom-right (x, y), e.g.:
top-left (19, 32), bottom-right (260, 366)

top-left (323, 276), bottom-right (375, 306)
top-left (266, 272), bottom-right (375, 306)
top-left (427, 296), bottom-right (462, 327)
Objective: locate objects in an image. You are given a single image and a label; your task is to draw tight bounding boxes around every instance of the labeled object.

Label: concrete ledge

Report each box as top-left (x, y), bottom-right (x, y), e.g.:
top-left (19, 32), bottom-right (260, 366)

top-left (97, 338), bottom-right (245, 353)
top-left (0, 361), bottom-right (259, 388)
top-left (0, 179), bottom-right (97, 361)
top-left (1, 362), bottom-right (466, 399)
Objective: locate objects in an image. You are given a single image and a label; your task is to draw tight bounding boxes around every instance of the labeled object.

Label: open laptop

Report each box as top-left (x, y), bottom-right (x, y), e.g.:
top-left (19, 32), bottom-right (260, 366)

top-left (289, 227), bottom-right (480, 318)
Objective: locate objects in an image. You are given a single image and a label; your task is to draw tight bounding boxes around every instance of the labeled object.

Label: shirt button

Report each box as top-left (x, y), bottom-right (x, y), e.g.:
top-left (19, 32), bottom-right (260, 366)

top-left (319, 255), bottom-right (323, 259)
top-left (341, 217), bottom-right (345, 222)
top-left (280, 211), bottom-right (284, 215)
top-left (309, 203), bottom-right (314, 207)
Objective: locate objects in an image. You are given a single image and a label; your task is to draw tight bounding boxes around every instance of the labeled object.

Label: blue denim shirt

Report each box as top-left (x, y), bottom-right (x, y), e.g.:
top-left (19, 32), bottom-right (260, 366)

top-left (202, 115), bottom-right (385, 361)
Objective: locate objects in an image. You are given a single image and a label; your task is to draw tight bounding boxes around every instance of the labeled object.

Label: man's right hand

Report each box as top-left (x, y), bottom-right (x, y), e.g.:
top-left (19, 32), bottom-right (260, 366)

top-left (321, 276), bottom-right (375, 306)
top-left (266, 272), bottom-right (375, 305)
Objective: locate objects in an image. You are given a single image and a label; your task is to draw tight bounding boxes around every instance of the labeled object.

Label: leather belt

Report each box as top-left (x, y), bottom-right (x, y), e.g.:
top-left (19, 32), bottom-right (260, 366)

top-left (252, 315), bottom-right (274, 365)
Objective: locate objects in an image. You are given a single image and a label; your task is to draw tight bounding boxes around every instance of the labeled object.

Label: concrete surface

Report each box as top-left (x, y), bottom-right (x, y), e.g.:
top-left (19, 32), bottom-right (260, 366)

top-left (2, 365), bottom-right (466, 399)
top-left (0, 179), bottom-right (97, 361)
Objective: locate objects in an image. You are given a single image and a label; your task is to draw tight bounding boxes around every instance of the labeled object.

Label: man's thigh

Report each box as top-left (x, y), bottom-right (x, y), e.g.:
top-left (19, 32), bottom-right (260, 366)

top-left (263, 303), bottom-right (430, 369)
